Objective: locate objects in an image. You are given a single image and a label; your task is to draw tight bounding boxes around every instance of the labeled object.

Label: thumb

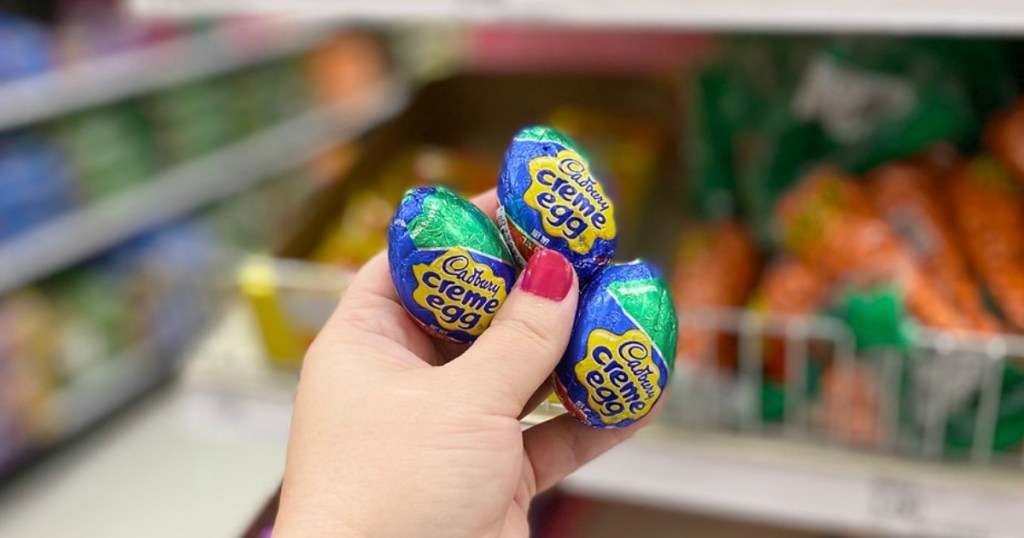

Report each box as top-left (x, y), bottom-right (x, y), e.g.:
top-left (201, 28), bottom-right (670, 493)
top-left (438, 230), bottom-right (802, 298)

top-left (447, 248), bottom-right (579, 415)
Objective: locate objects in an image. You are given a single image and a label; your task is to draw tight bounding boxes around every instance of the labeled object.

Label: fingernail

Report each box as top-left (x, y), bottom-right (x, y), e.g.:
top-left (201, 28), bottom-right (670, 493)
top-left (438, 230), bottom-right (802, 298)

top-left (519, 249), bottom-right (573, 301)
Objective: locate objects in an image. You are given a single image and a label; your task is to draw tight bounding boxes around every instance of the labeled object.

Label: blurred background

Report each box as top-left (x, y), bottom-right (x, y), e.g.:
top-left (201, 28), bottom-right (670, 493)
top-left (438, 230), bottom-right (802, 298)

top-left (3, 1), bottom-right (1024, 537)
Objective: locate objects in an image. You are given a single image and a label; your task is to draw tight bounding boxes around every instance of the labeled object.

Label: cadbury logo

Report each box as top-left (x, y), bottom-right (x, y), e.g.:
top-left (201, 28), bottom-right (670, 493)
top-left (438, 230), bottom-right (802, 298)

top-left (525, 149), bottom-right (616, 252)
top-left (574, 328), bottom-right (662, 425)
top-left (412, 247), bottom-right (509, 335)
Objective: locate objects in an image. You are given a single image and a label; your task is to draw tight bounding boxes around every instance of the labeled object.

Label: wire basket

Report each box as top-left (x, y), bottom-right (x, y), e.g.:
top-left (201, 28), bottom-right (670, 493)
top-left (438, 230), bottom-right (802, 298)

top-left (535, 307), bottom-right (1024, 469)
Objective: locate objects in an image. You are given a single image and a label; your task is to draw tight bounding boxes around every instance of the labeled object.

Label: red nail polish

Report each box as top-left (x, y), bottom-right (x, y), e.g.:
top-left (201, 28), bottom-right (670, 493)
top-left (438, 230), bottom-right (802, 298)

top-left (519, 249), bottom-right (573, 301)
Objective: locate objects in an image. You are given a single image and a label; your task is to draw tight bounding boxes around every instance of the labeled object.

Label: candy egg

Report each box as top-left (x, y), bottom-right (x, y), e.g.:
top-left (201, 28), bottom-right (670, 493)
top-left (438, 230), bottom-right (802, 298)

top-left (388, 186), bottom-right (517, 343)
top-left (497, 126), bottom-right (617, 283)
top-left (554, 260), bottom-right (678, 429)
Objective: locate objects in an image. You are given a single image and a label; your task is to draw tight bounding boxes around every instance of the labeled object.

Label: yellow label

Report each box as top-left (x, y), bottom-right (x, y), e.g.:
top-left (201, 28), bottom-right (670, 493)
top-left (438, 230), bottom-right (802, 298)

top-left (574, 328), bottom-right (662, 425)
top-left (525, 149), bottom-right (616, 254)
top-left (411, 247), bottom-right (508, 336)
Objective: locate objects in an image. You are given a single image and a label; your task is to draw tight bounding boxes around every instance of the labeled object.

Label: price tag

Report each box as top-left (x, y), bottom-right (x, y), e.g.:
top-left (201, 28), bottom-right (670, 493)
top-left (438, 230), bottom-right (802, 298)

top-left (869, 478), bottom-right (925, 526)
top-left (866, 475), bottom-right (1024, 538)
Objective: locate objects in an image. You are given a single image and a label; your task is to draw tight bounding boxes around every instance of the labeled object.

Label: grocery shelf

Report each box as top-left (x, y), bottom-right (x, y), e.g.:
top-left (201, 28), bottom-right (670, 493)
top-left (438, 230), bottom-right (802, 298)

top-left (545, 421), bottom-right (1024, 538)
top-left (1, 343), bottom-right (173, 483)
top-left (0, 18), bottom-right (331, 131)
top-left (133, 0), bottom-right (1024, 36)
top-left (0, 88), bottom-right (407, 295)
top-left (56, 345), bottom-right (172, 442)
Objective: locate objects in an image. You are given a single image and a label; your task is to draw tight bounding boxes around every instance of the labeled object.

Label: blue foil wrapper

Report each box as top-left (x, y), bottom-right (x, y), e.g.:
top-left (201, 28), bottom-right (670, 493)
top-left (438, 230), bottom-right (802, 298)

top-left (388, 186), bottom-right (517, 343)
top-left (497, 126), bottom-right (617, 284)
top-left (554, 260), bottom-right (678, 429)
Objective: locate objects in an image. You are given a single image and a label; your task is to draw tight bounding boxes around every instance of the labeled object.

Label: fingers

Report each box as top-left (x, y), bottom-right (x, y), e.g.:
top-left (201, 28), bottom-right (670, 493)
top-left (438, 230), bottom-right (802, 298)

top-left (316, 188), bottom-right (502, 364)
top-left (518, 378), bottom-right (554, 420)
top-left (341, 251), bottom-right (398, 303)
top-left (447, 249), bottom-right (578, 415)
top-left (522, 413), bottom-right (647, 496)
top-left (316, 252), bottom-right (438, 363)
top-left (470, 188), bottom-right (498, 220)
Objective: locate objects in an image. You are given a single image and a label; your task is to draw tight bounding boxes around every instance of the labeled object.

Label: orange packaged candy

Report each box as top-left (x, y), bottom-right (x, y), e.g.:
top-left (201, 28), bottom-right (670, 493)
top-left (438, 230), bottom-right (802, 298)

top-left (748, 258), bottom-right (833, 381)
top-left (776, 166), bottom-right (968, 330)
top-left (985, 98), bottom-right (1024, 184)
top-left (867, 162), bottom-right (1000, 332)
top-left (751, 258), bottom-right (832, 318)
top-left (671, 220), bottom-right (760, 367)
top-left (948, 157), bottom-right (1024, 331)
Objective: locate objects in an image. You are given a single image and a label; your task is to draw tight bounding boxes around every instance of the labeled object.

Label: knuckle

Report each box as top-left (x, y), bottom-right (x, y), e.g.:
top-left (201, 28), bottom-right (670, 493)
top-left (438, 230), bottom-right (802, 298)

top-left (495, 315), bottom-right (558, 356)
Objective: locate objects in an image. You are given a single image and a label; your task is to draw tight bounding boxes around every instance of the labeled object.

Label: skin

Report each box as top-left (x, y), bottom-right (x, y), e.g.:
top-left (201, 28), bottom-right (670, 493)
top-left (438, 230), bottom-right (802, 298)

top-left (273, 190), bottom-right (651, 538)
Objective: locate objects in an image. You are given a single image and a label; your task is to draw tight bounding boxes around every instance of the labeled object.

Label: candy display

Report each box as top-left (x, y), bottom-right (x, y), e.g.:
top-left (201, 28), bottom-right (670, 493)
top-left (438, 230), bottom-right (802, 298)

top-left (670, 37), bottom-right (1024, 456)
top-left (554, 261), bottom-right (677, 429)
top-left (690, 38), bottom-right (1014, 242)
top-left (0, 11), bottom-right (393, 480)
top-left (388, 187), bottom-right (517, 343)
top-left (0, 20), bottom-right (361, 247)
top-left (0, 221), bottom-right (217, 475)
top-left (497, 126), bottom-right (617, 283)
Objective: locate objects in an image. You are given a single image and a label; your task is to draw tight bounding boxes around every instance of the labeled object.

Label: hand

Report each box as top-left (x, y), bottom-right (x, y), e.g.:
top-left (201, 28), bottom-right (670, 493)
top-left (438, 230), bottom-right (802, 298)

top-left (273, 191), bottom-right (649, 538)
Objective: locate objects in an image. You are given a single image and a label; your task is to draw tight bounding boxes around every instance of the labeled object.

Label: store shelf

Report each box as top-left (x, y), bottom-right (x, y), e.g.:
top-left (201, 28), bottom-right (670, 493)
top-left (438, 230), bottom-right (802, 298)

top-left (0, 18), bottom-right (330, 131)
top-left (57, 345), bottom-right (173, 441)
top-left (133, 0), bottom-right (1024, 36)
top-left (547, 422), bottom-right (1024, 538)
top-left (0, 88), bottom-right (407, 295)
top-left (1, 344), bottom-right (172, 482)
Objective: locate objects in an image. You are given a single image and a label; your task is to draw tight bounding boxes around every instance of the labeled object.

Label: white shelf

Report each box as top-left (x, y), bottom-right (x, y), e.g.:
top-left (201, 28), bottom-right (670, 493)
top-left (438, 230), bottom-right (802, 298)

top-left (0, 88), bottom-right (407, 294)
top-left (0, 18), bottom-right (330, 131)
top-left (133, 0), bottom-right (1024, 35)
top-left (0, 386), bottom-right (288, 538)
top-left (552, 424), bottom-right (1024, 537)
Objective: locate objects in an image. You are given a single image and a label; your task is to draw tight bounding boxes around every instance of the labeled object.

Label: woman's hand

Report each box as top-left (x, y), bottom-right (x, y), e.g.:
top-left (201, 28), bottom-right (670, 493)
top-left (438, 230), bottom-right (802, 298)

top-left (273, 191), bottom-right (647, 538)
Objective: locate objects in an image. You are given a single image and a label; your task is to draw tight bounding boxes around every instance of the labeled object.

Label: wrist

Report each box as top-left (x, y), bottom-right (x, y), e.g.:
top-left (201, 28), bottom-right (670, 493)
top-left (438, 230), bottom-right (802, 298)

top-left (273, 489), bottom-right (371, 538)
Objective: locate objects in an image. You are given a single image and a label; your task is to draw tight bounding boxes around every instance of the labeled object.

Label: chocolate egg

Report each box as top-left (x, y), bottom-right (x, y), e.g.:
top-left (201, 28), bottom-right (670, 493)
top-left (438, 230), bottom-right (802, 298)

top-left (554, 261), bottom-right (678, 429)
top-left (497, 126), bottom-right (617, 283)
top-left (388, 186), bottom-right (516, 343)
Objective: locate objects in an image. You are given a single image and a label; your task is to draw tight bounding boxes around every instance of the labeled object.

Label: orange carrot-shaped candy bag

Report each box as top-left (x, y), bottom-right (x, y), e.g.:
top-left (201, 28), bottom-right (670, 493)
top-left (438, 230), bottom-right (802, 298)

top-left (947, 157), bottom-right (1024, 331)
top-left (748, 258), bottom-right (833, 381)
top-left (867, 162), bottom-right (1000, 332)
top-left (672, 220), bottom-right (760, 367)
